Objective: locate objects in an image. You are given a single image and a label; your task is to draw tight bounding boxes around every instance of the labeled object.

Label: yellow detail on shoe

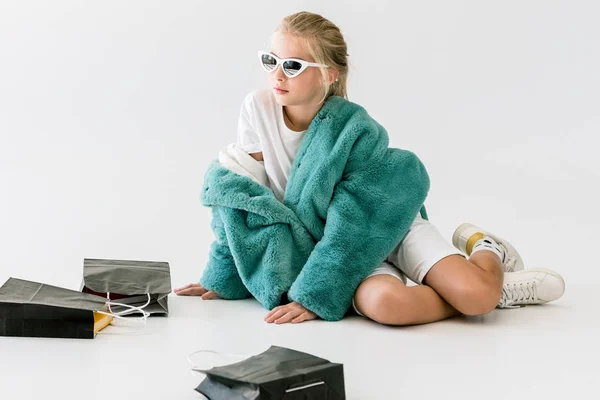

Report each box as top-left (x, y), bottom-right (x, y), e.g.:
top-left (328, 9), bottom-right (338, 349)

top-left (466, 232), bottom-right (485, 255)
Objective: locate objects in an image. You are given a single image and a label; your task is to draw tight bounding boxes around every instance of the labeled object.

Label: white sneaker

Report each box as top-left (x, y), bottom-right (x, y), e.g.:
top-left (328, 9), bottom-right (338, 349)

top-left (452, 223), bottom-right (524, 273)
top-left (498, 268), bottom-right (566, 308)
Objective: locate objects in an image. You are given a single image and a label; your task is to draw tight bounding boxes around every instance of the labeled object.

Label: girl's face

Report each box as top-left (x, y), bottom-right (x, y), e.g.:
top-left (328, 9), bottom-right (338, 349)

top-left (267, 32), bottom-right (332, 107)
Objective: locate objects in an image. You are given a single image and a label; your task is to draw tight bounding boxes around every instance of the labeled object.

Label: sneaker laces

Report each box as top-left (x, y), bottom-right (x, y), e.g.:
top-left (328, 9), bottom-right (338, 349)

top-left (498, 281), bottom-right (538, 308)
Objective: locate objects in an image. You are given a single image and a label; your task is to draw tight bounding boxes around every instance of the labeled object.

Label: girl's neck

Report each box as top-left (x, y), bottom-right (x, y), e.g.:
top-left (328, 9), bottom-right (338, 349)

top-left (283, 102), bottom-right (322, 132)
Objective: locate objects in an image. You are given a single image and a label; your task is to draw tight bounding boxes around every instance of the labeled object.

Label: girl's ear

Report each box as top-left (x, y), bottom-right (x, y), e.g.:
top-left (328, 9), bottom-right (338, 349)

top-left (326, 69), bottom-right (340, 85)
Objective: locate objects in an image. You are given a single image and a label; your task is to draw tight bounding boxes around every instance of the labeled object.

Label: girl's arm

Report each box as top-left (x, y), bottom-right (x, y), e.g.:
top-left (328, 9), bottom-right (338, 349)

top-left (287, 129), bottom-right (431, 321)
top-left (198, 208), bottom-right (252, 300)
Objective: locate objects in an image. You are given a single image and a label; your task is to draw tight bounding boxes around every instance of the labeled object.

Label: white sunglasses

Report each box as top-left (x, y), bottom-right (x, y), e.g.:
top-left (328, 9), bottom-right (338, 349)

top-left (257, 50), bottom-right (329, 78)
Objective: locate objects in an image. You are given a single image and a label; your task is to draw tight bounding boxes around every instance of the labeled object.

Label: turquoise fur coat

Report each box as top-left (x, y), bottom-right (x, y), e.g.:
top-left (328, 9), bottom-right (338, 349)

top-left (199, 95), bottom-right (430, 321)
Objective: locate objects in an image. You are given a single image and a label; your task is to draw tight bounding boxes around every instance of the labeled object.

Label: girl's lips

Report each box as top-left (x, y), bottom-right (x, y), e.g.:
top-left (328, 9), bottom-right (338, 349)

top-left (273, 87), bottom-right (288, 94)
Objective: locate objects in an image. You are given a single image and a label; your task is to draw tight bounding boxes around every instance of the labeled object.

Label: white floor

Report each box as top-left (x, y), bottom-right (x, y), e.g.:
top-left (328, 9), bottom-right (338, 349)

top-left (1, 2), bottom-right (599, 399)
top-left (1, 281), bottom-right (597, 400)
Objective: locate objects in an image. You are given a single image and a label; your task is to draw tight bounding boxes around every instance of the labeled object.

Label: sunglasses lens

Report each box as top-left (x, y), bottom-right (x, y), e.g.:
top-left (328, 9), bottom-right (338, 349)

top-left (283, 60), bottom-right (303, 76)
top-left (261, 54), bottom-right (277, 71)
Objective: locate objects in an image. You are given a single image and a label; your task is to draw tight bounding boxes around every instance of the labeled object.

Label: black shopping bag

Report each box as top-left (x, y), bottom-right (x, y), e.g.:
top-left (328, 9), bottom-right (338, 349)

top-left (193, 345), bottom-right (345, 399)
top-left (0, 277), bottom-right (114, 339)
top-left (80, 258), bottom-right (172, 316)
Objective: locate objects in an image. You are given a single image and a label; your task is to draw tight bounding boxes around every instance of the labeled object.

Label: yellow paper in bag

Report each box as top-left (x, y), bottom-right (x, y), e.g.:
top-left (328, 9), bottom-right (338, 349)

top-left (93, 309), bottom-right (114, 335)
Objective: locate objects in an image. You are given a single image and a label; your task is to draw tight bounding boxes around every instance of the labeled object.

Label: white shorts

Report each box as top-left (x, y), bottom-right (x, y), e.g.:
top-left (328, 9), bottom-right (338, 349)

top-left (352, 211), bottom-right (465, 316)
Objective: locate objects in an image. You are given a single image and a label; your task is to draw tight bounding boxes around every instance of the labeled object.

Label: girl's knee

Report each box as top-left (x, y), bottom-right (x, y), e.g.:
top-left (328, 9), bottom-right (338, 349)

top-left (457, 275), bottom-right (502, 316)
top-left (425, 255), bottom-right (502, 316)
top-left (354, 276), bottom-right (412, 325)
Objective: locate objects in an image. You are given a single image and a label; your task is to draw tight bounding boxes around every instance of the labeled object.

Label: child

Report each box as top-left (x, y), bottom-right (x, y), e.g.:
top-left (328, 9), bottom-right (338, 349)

top-left (175, 11), bottom-right (565, 325)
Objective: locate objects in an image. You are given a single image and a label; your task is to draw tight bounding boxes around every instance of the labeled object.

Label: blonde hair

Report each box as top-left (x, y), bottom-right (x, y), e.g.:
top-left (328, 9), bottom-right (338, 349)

top-left (273, 11), bottom-right (350, 104)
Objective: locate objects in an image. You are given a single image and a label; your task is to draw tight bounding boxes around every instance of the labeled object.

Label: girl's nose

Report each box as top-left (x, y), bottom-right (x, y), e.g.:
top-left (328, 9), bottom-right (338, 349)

top-left (274, 64), bottom-right (286, 81)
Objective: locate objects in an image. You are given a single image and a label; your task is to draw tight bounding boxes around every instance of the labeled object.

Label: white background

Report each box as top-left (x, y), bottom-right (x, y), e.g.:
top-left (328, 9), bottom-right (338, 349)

top-left (1, 1), bottom-right (599, 399)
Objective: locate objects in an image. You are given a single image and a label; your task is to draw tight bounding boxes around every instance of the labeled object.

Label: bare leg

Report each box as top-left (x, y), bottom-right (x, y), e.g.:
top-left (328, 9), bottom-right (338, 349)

top-left (353, 275), bottom-right (462, 325)
top-left (353, 250), bottom-right (504, 325)
top-left (422, 251), bottom-right (504, 316)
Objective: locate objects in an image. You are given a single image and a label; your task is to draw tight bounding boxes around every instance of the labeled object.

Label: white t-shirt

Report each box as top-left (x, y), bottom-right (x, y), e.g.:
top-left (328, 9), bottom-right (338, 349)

top-left (236, 88), bottom-right (307, 202)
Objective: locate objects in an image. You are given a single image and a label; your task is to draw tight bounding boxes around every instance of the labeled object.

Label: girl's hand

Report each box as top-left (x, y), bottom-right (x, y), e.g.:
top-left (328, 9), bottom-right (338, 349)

top-left (264, 301), bottom-right (318, 324)
top-left (174, 283), bottom-right (221, 300)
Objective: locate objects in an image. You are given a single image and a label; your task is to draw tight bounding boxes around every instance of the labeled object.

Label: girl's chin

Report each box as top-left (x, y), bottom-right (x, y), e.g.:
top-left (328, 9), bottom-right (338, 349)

top-left (274, 97), bottom-right (293, 106)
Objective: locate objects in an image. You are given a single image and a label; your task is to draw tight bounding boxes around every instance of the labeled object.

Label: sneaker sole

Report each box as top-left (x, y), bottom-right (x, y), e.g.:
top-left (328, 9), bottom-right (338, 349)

top-left (452, 223), bottom-right (525, 272)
